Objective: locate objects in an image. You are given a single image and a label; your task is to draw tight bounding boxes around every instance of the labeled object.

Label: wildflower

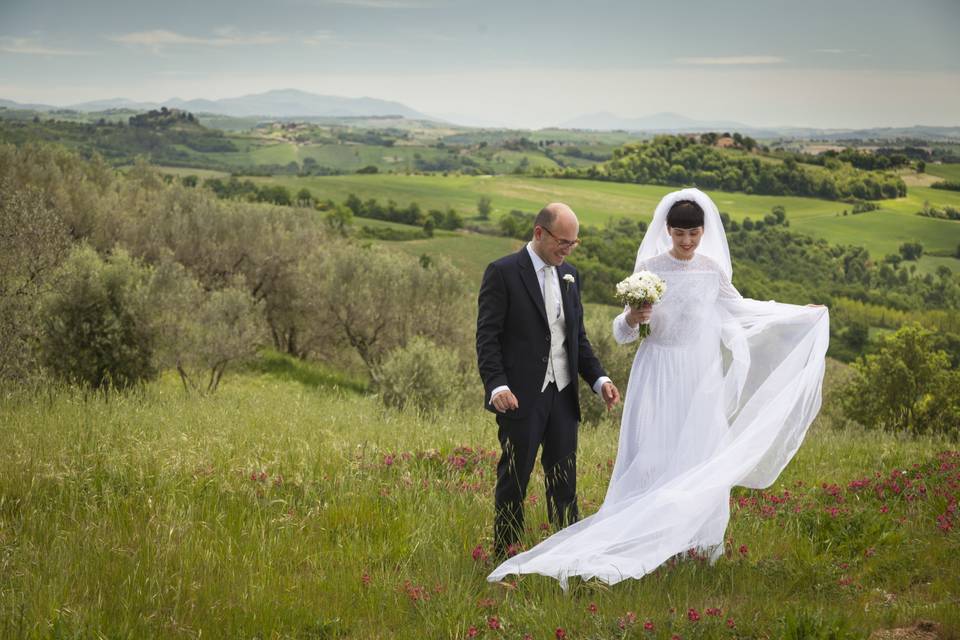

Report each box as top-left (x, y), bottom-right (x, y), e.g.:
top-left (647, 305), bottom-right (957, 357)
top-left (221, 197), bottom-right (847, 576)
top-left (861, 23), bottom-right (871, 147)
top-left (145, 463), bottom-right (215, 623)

top-left (880, 504), bottom-right (890, 514)
top-left (726, 618), bottom-right (736, 628)
top-left (488, 616), bottom-right (501, 630)
top-left (738, 544), bottom-right (749, 556)
top-left (383, 454), bottom-right (394, 466)
top-left (644, 620), bottom-right (655, 631)
top-left (625, 611), bottom-right (637, 624)
top-left (467, 627), bottom-right (479, 638)
top-left (555, 628), bottom-right (567, 639)
top-left (361, 572), bottom-right (371, 586)
top-left (687, 608), bottom-right (700, 622)
top-left (477, 597), bottom-right (496, 609)
top-left (587, 602), bottom-right (598, 614)
top-left (705, 607), bottom-right (722, 616)
top-left (506, 544), bottom-right (521, 557)
top-left (472, 545), bottom-right (488, 562)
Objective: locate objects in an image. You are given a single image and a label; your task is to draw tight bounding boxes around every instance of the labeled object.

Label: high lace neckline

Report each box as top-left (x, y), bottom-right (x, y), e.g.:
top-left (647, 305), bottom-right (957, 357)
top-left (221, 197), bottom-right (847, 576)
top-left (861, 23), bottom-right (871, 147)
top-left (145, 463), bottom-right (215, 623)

top-left (666, 251), bottom-right (696, 263)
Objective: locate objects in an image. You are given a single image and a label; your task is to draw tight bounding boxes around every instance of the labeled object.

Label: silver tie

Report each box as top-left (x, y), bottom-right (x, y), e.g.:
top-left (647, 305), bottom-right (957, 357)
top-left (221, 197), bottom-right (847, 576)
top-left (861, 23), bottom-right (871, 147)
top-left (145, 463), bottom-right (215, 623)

top-left (543, 266), bottom-right (558, 319)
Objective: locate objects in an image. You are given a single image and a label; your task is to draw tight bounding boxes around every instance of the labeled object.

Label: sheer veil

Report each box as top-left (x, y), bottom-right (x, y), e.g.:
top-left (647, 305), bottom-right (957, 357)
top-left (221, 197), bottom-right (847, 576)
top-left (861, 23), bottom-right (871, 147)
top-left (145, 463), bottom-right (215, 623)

top-left (635, 187), bottom-right (732, 279)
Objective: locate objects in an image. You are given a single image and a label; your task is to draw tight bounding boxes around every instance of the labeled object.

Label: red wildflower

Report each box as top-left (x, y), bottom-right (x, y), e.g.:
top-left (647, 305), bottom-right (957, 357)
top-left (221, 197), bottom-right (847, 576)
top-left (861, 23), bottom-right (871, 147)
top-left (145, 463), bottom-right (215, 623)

top-left (361, 572), bottom-right (371, 586)
top-left (687, 608), bottom-right (700, 622)
top-left (706, 607), bottom-right (722, 616)
top-left (644, 620), bottom-right (655, 631)
top-left (625, 611), bottom-right (637, 624)
top-left (738, 544), bottom-right (749, 556)
top-left (487, 616), bottom-right (501, 630)
top-left (467, 626), bottom-right (479, 638)
top-left (587, 602), bottom-right (598, 614)
top-left (726, 618), bottom-right (736, 628)
top-left (555, 628), bottom-right (567, 639)
top-left (472, 545), bottom-right (489, 562)
top-left (506, 544), bottom-right (521, 557)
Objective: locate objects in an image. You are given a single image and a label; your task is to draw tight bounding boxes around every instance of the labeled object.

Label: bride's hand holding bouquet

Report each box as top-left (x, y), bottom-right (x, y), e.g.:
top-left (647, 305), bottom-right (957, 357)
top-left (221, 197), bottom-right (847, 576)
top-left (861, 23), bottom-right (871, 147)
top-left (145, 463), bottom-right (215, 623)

top-left (615, 271), bottom-right (666, 339)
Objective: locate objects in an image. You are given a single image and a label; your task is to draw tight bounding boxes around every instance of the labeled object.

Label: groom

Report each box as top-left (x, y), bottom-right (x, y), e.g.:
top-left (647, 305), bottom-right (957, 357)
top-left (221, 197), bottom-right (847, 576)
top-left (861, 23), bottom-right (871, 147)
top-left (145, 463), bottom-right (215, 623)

top-left (476, 202), bottom-right (620, 558)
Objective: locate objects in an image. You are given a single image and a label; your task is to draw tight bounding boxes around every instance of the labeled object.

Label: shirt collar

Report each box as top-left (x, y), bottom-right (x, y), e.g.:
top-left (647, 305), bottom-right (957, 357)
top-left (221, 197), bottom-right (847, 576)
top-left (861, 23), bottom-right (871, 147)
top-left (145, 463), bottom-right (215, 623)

top-left (526, 242), bottom-right (550, 273)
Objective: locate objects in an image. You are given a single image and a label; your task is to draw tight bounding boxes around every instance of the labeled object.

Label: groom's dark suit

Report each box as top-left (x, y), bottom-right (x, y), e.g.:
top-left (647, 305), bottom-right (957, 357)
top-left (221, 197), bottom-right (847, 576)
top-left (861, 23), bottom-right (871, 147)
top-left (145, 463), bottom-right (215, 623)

top-left (477, 245), bottom-right (607, 555)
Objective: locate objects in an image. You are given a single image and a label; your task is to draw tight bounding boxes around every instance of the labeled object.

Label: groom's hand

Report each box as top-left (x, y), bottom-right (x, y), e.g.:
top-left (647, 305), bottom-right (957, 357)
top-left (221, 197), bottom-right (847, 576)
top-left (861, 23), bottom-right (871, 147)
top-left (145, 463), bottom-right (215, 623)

top-left (601, 382), bottom-right (620, 411)
top-left (491, 390), bottom-right (519, 413)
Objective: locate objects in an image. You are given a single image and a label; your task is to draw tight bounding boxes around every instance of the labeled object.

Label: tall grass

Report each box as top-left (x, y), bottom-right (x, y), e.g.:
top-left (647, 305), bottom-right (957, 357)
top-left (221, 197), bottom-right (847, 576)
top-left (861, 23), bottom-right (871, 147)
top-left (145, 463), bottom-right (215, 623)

top-left (1, 368), bottom-right (957, 639)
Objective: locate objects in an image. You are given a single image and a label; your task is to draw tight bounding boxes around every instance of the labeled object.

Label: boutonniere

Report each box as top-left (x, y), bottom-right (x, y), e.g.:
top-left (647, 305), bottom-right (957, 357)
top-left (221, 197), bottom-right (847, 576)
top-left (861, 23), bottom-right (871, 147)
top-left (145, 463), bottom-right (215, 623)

top-left (563, 273), bottom-right (575, 292)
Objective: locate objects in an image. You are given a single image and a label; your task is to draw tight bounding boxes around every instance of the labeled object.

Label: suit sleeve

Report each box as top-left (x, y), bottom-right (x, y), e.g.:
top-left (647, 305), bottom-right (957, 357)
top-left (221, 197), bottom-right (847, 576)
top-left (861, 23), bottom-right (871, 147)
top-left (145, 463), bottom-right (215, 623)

top-left (476, 262), bottom-right (509, 400)
top-left (573, 268), bottom-right (607, 387)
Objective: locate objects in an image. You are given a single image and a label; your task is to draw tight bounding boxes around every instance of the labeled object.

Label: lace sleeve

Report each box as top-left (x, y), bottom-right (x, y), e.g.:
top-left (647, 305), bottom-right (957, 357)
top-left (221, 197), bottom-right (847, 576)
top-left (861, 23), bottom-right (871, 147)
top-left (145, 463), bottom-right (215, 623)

top-left (613, 306), bottom-right (640, 344)
top-left (720, 271), bottom-right (743, 300)
top-left (613, 259), bottom-right (643, 344)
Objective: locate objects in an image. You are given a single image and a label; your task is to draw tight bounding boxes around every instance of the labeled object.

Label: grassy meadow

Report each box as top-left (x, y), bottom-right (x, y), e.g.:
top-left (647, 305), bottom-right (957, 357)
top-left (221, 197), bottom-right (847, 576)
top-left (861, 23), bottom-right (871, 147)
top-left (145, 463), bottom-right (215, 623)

top-left (1, 352), bottom-right (958, 639)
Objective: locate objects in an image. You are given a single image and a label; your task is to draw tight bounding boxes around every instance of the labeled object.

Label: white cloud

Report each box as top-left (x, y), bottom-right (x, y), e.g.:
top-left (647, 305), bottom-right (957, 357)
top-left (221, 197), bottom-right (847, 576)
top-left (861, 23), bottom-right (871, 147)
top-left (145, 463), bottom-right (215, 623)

top-left (0, 37), bottom-right (92, 56)
top-left (109, 29), bottom-right (287, 49)
top-left (303, 30), bottom-right (335, 45)
top-left (676, 56), bottom-right (785, 65)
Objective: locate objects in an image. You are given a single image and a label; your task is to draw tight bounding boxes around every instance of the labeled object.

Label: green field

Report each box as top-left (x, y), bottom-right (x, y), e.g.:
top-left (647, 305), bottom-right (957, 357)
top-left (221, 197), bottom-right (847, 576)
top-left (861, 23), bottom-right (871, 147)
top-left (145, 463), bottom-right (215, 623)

top-left (926, 162), bottom-right (960, 182)
top-left (2, 355), bottom-right (957, 639)
top-left (251, 174), bottom-right (960, 272)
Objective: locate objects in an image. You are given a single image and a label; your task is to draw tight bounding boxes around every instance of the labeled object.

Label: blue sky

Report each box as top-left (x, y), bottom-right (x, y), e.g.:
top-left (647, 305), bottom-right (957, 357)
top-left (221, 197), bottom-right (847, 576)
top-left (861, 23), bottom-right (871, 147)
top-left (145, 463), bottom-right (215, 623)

top-left (1, 0), bottom-right (958, 128)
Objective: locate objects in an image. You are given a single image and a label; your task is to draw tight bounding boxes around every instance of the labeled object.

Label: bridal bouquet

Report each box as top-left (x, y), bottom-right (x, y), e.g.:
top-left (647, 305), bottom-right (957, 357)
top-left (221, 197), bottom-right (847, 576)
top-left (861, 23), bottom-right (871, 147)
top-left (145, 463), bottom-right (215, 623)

top-left (614, 271), bottom-right (666, 338)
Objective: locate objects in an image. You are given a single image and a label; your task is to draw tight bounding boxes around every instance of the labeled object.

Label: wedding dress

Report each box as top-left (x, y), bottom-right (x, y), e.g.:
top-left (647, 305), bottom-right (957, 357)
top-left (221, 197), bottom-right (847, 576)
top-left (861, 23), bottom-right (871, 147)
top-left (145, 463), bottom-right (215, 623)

top-left (488, 188), bottom-right (830, 589)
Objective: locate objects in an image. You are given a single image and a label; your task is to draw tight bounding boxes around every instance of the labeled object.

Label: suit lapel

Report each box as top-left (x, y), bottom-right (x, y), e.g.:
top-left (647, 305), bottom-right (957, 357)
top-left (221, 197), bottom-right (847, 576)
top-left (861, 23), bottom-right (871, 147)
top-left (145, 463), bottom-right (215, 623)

top-left (518, 247), bottom-right (549, 327)
top-left (558, 265), bottom-right (576, 340)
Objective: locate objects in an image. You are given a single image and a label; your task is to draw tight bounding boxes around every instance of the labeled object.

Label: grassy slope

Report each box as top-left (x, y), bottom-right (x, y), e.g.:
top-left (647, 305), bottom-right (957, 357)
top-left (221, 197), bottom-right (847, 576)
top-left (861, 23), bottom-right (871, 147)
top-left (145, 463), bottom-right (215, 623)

top-left (1, 359), bottom-right (956, 639)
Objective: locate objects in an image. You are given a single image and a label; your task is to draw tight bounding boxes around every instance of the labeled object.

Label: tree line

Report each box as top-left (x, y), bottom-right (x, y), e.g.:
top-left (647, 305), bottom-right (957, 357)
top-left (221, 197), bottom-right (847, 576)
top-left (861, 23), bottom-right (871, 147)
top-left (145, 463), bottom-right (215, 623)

top-left (0, 144), bottom-right (473, 406)
top-left (564, 135), bottom-right (907, 201)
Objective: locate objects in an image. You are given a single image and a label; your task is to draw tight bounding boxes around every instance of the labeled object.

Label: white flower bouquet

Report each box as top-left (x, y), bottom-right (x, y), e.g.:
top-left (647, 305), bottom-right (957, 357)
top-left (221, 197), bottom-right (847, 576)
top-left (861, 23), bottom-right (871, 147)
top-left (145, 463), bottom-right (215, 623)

top-left (614, 271), bottom-right (666, 338)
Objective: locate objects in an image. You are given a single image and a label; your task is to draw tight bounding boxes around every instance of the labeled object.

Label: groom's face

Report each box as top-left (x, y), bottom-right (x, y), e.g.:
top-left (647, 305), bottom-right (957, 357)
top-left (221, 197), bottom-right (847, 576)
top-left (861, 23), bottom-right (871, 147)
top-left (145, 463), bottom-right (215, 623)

top-left (534, 215), bottom-right (580, 266)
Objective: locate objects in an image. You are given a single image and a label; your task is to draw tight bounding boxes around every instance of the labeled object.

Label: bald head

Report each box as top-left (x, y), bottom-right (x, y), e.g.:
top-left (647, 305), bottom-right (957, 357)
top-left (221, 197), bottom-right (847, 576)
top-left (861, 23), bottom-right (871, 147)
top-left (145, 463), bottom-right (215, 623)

top-left (534, 202), bottom-right (578, 230)
top-left (531, 202), bottom-right (580, 266)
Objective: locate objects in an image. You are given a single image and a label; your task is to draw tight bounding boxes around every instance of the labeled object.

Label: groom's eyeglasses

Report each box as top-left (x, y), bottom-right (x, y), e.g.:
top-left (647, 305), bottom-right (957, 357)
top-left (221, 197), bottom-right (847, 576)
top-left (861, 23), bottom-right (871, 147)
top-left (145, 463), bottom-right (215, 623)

top-left (540, 225), bottom-right (580, 250)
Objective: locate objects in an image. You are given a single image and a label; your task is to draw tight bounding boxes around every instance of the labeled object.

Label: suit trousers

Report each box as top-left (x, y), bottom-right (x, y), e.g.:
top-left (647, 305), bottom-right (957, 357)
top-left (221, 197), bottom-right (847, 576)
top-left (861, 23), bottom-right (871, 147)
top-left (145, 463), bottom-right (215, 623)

top-left (493, 381), bottom-right (579, 555)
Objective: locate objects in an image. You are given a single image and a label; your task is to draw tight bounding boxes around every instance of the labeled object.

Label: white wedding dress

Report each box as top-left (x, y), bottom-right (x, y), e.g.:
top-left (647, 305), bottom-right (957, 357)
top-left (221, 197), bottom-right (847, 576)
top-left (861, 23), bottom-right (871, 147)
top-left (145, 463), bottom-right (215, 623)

top-left (488, 189), bottom-right (830, 589)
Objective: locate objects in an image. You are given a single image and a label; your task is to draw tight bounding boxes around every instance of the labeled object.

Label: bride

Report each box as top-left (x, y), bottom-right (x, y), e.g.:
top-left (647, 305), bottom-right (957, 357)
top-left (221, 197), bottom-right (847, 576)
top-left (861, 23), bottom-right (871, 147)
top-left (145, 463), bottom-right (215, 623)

top-left (488, 188), bottom-right (830, 589)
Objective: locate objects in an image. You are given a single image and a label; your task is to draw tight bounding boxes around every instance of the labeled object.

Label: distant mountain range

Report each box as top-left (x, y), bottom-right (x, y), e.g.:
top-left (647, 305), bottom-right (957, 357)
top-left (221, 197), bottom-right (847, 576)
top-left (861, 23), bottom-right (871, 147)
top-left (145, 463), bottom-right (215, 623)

top-left (2, 89), bottom-right (435, 121)
top-left (1, 92), bottom-right (958, 140)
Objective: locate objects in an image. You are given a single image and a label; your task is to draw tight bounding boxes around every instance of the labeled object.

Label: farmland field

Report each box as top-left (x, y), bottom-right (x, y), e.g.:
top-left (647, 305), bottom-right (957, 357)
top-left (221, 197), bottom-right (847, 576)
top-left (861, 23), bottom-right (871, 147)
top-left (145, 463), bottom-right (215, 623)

top-left (246, 174), bottom-right (960, 272)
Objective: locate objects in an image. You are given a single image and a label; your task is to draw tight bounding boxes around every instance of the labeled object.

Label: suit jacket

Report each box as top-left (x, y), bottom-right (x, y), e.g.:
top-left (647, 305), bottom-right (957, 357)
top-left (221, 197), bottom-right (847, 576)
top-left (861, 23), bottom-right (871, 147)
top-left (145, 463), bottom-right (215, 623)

top-left (476, 246), bottom-right (606, 420)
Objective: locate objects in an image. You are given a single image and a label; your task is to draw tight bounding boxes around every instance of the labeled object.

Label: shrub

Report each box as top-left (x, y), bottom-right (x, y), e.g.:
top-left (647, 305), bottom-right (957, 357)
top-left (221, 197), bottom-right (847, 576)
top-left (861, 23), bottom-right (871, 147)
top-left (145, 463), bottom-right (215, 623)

top-left (840, 324), bottom-right (959, 438)
top-left (38, 245), bottom-right (156, 389)
top-left (377, 337), bottom-right (465, 414)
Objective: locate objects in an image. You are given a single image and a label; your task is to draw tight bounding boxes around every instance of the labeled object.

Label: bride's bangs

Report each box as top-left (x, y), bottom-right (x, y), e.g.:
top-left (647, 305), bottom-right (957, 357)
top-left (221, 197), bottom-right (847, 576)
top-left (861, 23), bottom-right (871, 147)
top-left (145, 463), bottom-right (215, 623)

top-left (666, 200), bottom-right (705, 229)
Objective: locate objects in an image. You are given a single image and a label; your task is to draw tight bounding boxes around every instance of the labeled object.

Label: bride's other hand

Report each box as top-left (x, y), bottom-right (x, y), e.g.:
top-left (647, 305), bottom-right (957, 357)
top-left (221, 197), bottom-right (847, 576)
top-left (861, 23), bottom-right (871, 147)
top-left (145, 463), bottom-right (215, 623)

top-left (626, 303), bottom-right (653, 327)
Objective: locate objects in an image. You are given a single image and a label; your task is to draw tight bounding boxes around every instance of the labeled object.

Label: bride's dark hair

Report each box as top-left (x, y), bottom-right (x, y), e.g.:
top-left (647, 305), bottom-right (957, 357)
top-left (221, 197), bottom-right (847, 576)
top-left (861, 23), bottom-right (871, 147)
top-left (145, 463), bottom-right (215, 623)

top-left (666, 200), bottom-right (705, 229)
